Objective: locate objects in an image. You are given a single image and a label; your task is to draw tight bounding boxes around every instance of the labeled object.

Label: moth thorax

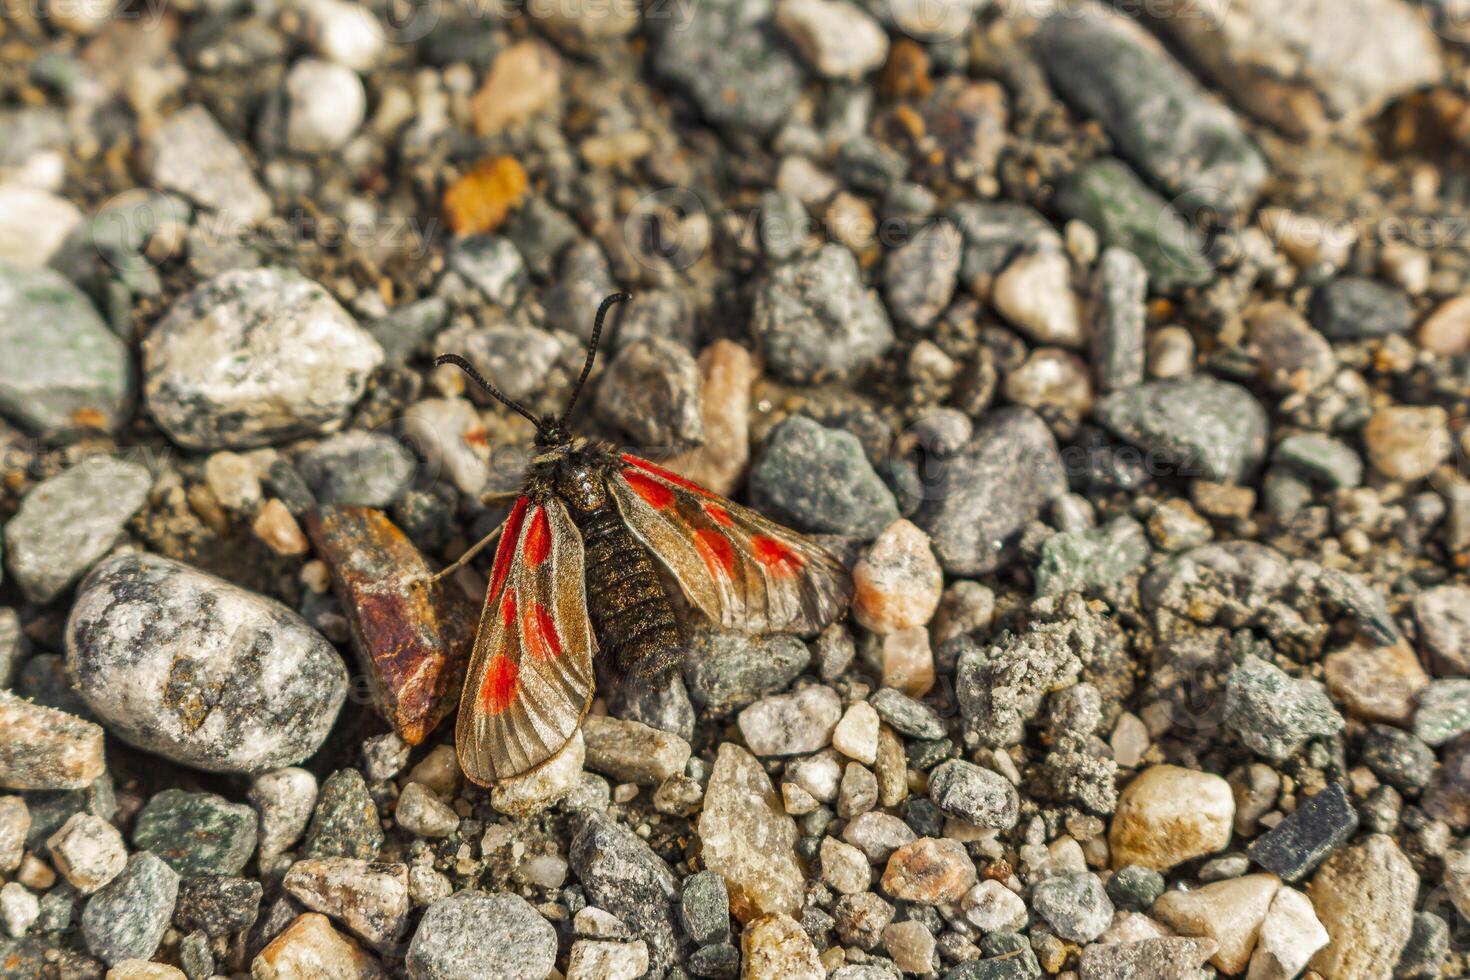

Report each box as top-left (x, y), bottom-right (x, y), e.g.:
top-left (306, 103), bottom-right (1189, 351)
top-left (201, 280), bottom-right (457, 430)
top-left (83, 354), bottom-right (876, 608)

top-left (554, 458), bottom-right (609, 515)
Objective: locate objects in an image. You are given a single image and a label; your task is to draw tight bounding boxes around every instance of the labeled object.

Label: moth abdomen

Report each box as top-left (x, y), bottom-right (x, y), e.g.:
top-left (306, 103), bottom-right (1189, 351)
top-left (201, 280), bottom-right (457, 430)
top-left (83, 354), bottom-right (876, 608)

top-left (576, 505), bottom-right (681, 678)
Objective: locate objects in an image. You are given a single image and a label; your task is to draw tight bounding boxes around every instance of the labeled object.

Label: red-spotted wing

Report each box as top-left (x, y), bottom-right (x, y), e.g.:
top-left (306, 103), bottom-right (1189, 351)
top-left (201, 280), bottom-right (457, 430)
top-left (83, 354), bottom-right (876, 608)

top-left (455, 495), bottom-right (595, 785)
top-left (609, 454), bottom-right (852, 635)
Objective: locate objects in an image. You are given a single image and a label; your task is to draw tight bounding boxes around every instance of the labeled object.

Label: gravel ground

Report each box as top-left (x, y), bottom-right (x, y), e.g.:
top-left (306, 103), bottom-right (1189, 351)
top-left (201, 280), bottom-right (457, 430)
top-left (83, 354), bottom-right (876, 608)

top-left (5, 1), bottom-right (1470, 978)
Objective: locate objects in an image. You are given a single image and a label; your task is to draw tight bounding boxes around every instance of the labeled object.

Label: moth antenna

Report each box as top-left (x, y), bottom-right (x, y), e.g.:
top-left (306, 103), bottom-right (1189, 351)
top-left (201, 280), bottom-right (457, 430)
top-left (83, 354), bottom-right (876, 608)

top-left (559, 291), bottom-right (631, 427)
top-left (434, 353), bottom-right (543, 430)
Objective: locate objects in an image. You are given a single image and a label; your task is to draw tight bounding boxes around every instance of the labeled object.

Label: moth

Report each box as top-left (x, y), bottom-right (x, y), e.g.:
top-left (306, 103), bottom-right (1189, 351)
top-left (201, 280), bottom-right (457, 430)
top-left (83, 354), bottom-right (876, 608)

top-left (436, 293), bottom-right (852, 785)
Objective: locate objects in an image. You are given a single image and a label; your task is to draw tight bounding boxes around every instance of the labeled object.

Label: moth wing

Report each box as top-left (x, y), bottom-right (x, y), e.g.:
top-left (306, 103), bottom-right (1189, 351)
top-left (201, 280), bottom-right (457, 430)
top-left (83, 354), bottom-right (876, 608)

top-left (456, 495), bottom-right (595, 786)
top-left (610, 454), bottom-right (852, 635)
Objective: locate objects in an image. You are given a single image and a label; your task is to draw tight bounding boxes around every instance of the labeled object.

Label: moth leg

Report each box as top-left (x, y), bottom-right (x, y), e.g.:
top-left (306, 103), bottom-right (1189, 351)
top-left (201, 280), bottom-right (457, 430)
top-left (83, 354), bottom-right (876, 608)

top-left (479, 489), bottom-right (522, 507)
top-left (425, 519), bottom-right (505, 584)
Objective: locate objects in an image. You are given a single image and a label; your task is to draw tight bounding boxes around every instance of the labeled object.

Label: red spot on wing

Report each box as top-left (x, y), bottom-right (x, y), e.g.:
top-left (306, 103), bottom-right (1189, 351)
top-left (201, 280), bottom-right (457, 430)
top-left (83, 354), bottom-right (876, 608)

top-left (488, 497), bottom-right (529, 601)
top-left (525, 600), bottom-right (563, 659)
top-left (623, 469), bottom-right (675, 510)
top-left (695, 528), bottom-right (737, 580)
top-left (621, 454), bottom-right (716, 498)
top-left (524, 506), bottom-right (551, 567)
top-left (703, 501), bottom-right (734, 527)
top-left (478, 654), bottom-right (519, 715)
top-left (500, 588), bottom-right (518, 629)
top-left (752, 535), bottom-right (804, 577)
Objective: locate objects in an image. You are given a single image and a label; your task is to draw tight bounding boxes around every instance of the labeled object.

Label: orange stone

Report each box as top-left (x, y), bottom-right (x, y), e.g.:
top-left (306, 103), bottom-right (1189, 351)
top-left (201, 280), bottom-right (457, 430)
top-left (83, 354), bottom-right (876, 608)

top-left (442, 156), bottom-right (528, 237)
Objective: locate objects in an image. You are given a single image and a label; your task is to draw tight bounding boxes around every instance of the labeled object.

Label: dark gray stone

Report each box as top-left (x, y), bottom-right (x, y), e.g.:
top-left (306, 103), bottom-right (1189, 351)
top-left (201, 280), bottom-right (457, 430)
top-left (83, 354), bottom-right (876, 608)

top-left (1224, 656), bottom-right (1344, 762)
top-left (297, 430), bottom-right (416, 507)
top-left (1052, 158), bottom-right (1212, 293)
top-left (1034, 517), bottom-right (1150, 598)
top-left (1248, 782), bottom-right (1359, 881)
top-left (1104, 865), bottom-right (1165, 911)
top-left (1274, 434), bottom-right (1363, 488)
top-left (1090, 247), bottom-right (1147, 392)
top-left (883, 220), bottom-right (962, 330)
top-left (1036, 6), bottom-right (1266, 211)
top-left (304, 768), bottom-right (383, 861)
top-left (595, 335), bottom-right (705, 451)
top-left (683, 627), bottom-right (810, 717)
top-left (912, 408), bottom-right (1066, 576)
top-left (570, 814), bottom-right (682, 972)
top-left (173, 875), bottom-right (263, 936)
top-left (680, 870), bottom-right (730, 946)
top-left (132, 789), bottom-right (258, 877)
top-left (1359, 725), bottom-right (1437, 794)
top-left (1094, 377), bottom-right (1269, 483)
top-left (870, 688), bottom-right (946, 740)
top-left (927, 759), bottom-right (1019, 829)
top-left (1311, 276), bottom-right (1414, 339)
top-left (749, 415), bottom-right (899, 539)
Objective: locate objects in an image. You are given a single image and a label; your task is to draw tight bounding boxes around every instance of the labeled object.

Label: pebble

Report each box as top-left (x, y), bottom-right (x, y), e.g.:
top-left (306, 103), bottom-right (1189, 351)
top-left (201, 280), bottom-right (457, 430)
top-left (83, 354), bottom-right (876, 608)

top-left (882, 220), bottom-right (962, 330)
top-left (992, 248), bottom-right (1086, 349)
top-left (568, 814), bottom-right (681, 971)
top-left (881, 628), bottom-right (935, 698)
top-left (1324, 639), bottom-right (1427, 727)
top-left (1154, 874), bottom-right (1279, 973)
top-left (775, 0), bottom-right (889, 80)
top-left (305, 769), bottom-right (383, 861)
top-left (405, 891), bottom-right (556, 979)
top-left (1396, 910), bottom-right (1450, 980)
top-left (0, 881), bottom-right (37, 938)
top-left (66, 553), bottom-right (349, 774)
top-left (1248, 782), bottom-right (1358, 881)
top-left (884, 919), bottom-right (937, 973)
top-left (46, 812), bottom-right (125, 893)
top-left (394, 783), bottom-right (459, 839)
top-left (1416, 293), bottom-right (1470, 355)
top-left (1425, 735), bottom-right (1470, 827)
top-left (490, 728), bottom-right (585, 817)
top-left (1035, 516), bottom-right (1150, 596)
top-left (250, 768), bottom-right (318, 861)
top-left (1415, 584), bottom-right (1470, 675)
top-left (748, 415), bottom-right (898, 538)
top-left (566, 939), bottom-right (649, 980)
top-left (869, 687), bottom-right (945, 741)
top-left (1052, 158), bottom-right (1211, 293)
top-left (1362, 725), bottom-right (1437, 793)
top-left (1004, 347), bottom-right (1094, 426)
top-left (581, 715), bottom-right (692, 785)
top-left (684, 628), bottom-right (811, 717)
top-left (284, 59), bottom-right (365, 153)
top-left (283, 857), bottom-right (409, 951)
top-left (1307, 834), bottom-right (1417, 978)
top-left (0, 262), bottom-right (131, 434)
top-left (0, 797), bottom-right (26, 873)
top-left (820, 835), bottom-right (871, 894)
top-left (1089, 247), bottom-right (1147, 392)
top-left (1224, 656), bottom-right (1344, 762)
top-left (1311, 276), bottom-right (1415, 339)
top-left (1247, 303), bottom-right (1337, 394)
top-left (593, 336), bottom-right (705, 449)
top-left (679, 870), bottom-right (730, 946)
top-left (852, 519), bottom-right (944, 635)
top-left (0, 690), bottom-right (106, 791)
top-left (174, 874), bottom-right (264, 936)
top-left (1078, 937), bottom-right (1217, 980)
top-left (737, 685), bottom-right (841, 757)
top-left (1095, 377), bottom-right (1268, 483)
top-left (1031, 871), bottom-right (1114, 943)
top-left (1275, 434), bottom-right (1363, 490)
top-left (1247, 885), bottom-right (1328, 980)
top-left (303, 0), bottom-right (383, 70)
top-left (750, 244), bottom-right (895, 384)
top-left (912, 408), bottom-right (1066, 575)
top-left (1036, 3), bottom-right (1265, 210)
top-left (82, 852), bottom-right (180, 967)
top-left (880, 836), bottom-right (975, 906)
top-left (1414, 679), bottom-right (1470, 746)
top-left (832, 701), bottom-right (880, 765)
top-left (143, 267), bottom-right (382, 449)
top-left (928, 759), bottom-right (1019, 829)
top-left (145, 105), bottom-right (272, 225)
top-left (252, 912), bottom-right (384, 979)
top-left (961, 878), bottom-right (1027, 932)
top-left (651, 0), bottom-right (804, 135)
top-left (1110, 765), bottom-right (1234, 871)
top-left (297, 431), bottom-right (415, 507)
top-left (0, 185), bottom-right (80, 267)
top-left (698, 744), bottom-right (805, 920)
top-left (471, 40), bottom-right (561, 135)
top-left (661, 340), bottom-right (759, 496)
top-left (1361, 405), bottom-right (1450, 482)
top-left (1105, 865), bottom-right (1165, 912)
top-left (837, 761), bottom-right (878, 818)
top-left (742, 912), bottom-right (823, 980)
top-left (133, 789), bottom-right (257, 876)
top-left (401, 398), bottom-right (489, 496)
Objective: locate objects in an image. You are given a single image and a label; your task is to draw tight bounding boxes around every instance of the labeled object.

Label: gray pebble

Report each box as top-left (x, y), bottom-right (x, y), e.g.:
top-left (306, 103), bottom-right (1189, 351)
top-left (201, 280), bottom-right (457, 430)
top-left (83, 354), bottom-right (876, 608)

top-left (749, 415), bottom-right (898, 538)
top-left (680, 870), bottom-right (730, 947)
top-left (1224, 655), bottom-right (1344, 761)
top-left (1311, 276), bottom-right (1414, 339)
top-left (570, 813), bottom-right (682, 972)
top-left (433, 318), bottom-right (560, 404)
top-left (1414, 679), bottom-right (1470, 747)
top-left (1030, 871), bottom-right (1113, 943)
top-left (132, 789), bottom-right (258, 877)
top-left (406, 890), bottom-right (557, 980)
top-left (683, 626), bottom-right (810, 717)
top-left (304, 768), bottom-right (383, 861)
top-left (883, 220), bottom-right (962, 330)
top-left (1274, 434), bottom-right (1363, 489)
top-left (446, 235), bottom-right (527, 308)
top-left (0, 262), bottom-right (131, 435)
top-left (1090, 247), bottom-right (1147, 392)
top-left (750, 244), bottom-right (895, 384)
top-left (927, 759), bottom-right (1019, 829)
top-left (66, 553), bottom-right (349, 774)
top-left (1105, 865), bottom-right (1164, 911)
top-left (81, 851), bottom-right (179, 966)
top-left (297, 430), bottom-right (416, 507)
top-left (1094, 377), bottom-right (1269, 483)
top-left (869, 688), bottom-right (946, 741)
top-left (595, 335), bottom-right (705, 450)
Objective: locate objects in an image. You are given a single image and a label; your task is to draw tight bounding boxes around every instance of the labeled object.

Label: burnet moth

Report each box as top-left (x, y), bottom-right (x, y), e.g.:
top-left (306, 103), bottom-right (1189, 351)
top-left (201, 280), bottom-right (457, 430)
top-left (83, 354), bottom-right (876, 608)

top-left (436, 293), bottom-right (853, 785)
